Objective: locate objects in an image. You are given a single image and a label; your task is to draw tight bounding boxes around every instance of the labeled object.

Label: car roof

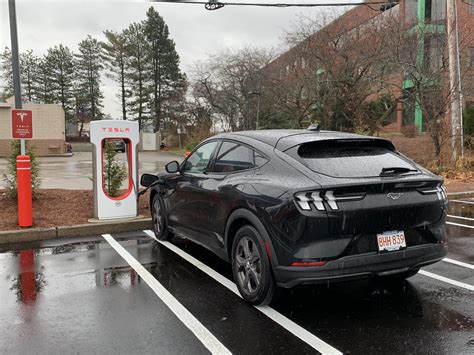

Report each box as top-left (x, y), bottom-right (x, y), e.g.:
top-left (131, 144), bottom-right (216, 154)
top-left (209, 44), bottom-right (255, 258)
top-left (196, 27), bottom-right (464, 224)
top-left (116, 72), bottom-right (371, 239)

top-left (213, 129), bottom-right (394, 151)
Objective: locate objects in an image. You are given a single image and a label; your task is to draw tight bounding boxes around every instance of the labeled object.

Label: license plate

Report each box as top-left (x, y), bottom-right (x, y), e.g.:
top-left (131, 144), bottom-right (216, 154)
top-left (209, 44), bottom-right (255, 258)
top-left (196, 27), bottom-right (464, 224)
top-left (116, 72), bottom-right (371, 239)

top-left (377, 231), bottom-right (406, 252)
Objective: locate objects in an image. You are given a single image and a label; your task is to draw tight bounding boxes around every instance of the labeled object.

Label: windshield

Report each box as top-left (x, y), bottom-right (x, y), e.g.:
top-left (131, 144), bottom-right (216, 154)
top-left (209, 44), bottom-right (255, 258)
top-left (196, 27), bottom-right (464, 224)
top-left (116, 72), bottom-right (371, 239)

top-left (297, 140), bottom-right (417, 178)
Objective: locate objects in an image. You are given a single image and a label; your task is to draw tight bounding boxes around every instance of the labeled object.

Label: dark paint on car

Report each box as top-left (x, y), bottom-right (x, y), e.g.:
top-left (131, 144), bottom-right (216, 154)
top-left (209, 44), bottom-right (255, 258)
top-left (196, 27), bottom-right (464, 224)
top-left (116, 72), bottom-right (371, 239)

top-left (141, 129), bottom-right (447, 305)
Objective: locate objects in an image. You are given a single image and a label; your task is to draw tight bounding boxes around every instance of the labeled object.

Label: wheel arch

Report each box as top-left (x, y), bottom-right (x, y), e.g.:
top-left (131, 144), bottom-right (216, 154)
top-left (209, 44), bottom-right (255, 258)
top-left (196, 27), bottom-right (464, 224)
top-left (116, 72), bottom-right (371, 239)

top-left (224, 208), bottom-right (278, 266)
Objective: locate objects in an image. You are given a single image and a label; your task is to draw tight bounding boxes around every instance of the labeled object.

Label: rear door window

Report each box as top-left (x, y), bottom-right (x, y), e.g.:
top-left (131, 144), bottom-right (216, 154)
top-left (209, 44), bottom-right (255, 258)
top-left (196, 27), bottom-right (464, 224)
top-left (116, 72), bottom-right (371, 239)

top-left (295, 140), bottom-right (416, 178)
top-left (212, 141), bottom-right (257, 173)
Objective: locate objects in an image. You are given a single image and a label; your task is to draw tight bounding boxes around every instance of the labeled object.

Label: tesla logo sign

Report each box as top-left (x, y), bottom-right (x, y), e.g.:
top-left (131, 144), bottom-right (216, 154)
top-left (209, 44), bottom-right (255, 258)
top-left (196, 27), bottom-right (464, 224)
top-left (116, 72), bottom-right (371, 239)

top-left (101, 127), bottom-right (130, 133)
top-left (387, 192), bottom-right (404, 200)
top-left (12, 109), bottom-right (33, 139)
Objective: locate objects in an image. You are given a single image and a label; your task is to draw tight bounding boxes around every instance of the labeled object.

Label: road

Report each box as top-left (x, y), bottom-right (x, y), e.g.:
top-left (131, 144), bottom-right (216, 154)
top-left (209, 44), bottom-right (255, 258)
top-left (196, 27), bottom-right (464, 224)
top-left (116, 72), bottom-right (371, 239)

top-left (0, 198), bottom-right (472, 354)
top-left (0, 151), bottom-right (182, 190)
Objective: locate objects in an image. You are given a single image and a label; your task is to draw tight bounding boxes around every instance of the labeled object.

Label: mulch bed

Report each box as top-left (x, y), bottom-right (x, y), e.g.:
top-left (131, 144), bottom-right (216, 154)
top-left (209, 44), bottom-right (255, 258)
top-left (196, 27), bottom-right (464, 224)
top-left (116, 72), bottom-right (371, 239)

top-left (0, 189), bottom-right (151, 231)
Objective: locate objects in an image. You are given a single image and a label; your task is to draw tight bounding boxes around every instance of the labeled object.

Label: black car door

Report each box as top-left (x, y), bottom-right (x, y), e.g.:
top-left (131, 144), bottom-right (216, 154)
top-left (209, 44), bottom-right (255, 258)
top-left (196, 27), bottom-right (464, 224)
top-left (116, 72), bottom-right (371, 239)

top-left (166, 140), bottom-right (222, 248)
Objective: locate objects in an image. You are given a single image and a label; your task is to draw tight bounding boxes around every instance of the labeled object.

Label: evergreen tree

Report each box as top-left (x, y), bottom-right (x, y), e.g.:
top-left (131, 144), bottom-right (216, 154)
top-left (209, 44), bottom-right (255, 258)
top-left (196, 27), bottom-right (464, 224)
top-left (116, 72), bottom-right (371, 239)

top-left (102, 30), bottom-right (130, 121)
top-left (35, 57), bottom-right (54, 104)
top-left (0, 47), bottom-right (14, 98)
top-left (75, 35), bottom-right (104, 121)
top-left (45, 45), bottom-right (76, 120)
top-left (124, 22), bottom-right (149, 130)
top-left (143, 7), bottom-right (185, 131)
top-left (20, 50), bottom-right (40, 102)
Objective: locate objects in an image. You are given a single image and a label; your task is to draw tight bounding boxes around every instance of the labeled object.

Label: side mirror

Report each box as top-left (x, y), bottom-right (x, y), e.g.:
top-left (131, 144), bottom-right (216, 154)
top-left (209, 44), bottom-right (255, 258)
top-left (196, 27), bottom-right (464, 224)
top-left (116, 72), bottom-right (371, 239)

top-left (140, 173), bottom-right (159, 187)
top-left (166, 161), bottom-right (180, 173)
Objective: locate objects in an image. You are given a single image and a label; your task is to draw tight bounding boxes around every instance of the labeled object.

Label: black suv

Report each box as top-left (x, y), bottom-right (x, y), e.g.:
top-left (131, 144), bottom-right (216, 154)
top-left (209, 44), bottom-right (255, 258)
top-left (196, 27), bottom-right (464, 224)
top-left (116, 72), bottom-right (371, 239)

top-left (141, 129), bottom-right (447, 305)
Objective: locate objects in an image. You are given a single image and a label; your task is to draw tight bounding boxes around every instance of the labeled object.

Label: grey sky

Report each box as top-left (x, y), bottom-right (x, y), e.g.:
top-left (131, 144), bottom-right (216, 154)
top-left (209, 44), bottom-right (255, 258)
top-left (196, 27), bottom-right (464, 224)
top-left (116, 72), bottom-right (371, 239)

top-left (1, 0), bottom-right (355, 117)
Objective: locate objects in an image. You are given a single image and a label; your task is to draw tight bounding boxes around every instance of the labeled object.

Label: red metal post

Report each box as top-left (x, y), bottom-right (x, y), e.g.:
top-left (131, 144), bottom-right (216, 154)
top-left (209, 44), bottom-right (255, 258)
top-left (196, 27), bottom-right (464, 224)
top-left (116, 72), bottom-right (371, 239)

top-left (16, 155), bottom-right (33, 227)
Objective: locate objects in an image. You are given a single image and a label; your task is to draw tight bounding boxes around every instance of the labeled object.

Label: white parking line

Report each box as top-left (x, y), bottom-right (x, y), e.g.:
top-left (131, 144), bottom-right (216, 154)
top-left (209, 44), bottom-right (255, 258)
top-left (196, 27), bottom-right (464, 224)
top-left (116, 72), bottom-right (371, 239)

top-left (450, 199), bottom-right (474, 205)
top-left (143, 230), bottom-right (342, 355)
top-left (419, 270), bottom-right (474, 291)
top-left (446, 221), bottom-right (474, 229)
top-left (102, 234), bottom-right (231, 355)
top-left (447, 214), bottom-right (474, 222)
top-left (443, 258), bottom-right (474, 270)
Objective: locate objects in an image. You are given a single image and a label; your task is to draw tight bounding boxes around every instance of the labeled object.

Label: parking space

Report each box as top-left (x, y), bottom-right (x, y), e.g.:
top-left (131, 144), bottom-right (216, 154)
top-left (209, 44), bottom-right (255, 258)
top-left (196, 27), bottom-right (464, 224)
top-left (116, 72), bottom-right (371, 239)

top-left (0, 200), bottom-right (472, 354)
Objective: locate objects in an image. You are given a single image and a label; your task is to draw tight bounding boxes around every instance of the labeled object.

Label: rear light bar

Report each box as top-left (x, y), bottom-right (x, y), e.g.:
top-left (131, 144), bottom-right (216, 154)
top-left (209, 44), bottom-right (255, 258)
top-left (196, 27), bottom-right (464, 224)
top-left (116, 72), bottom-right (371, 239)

top-left (291, 261), bottom-right (327, 267)
top-left (295, 190), bottom-right (365, 211)
top-left (418, 184), bottom-right (447, 201)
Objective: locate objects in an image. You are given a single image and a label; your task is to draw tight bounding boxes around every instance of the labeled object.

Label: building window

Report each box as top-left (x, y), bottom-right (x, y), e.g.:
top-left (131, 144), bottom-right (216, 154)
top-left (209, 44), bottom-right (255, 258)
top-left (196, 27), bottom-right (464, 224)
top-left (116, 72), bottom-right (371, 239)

top-left (405, 0), bottom-right (418, 25)
top-left (425, 0), bottom-right (446, 24)
top-left (425, 34), bottom-right (445, 71)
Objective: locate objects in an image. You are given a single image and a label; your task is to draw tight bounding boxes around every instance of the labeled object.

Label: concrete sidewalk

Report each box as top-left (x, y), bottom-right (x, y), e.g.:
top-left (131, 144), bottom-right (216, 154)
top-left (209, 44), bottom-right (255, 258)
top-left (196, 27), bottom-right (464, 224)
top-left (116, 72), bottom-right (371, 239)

top-left (0, 150), bottom-right (181, 190)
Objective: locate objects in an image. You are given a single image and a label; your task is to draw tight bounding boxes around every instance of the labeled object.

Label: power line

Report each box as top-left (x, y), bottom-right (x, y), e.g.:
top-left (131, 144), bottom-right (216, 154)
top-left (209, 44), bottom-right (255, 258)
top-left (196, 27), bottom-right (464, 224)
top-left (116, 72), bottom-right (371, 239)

top-left (151, 1), bottom-right (395, 11)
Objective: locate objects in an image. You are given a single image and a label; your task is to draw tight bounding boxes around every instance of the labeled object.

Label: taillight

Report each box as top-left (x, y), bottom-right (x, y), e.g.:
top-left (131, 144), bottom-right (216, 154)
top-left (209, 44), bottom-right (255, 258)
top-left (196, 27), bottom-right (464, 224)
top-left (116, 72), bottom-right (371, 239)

top-left (295, 190), bottom-right (365, 211)
top-left (295, 192), bottom-right (325, 211)
top-left (418, 184), bottom-right (447, 201)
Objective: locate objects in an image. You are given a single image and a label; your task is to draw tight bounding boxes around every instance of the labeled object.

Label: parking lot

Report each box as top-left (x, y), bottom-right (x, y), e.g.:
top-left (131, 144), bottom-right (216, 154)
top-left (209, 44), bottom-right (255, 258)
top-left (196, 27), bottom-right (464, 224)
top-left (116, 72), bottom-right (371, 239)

top-left (0, 197), bottom-right (472, 354)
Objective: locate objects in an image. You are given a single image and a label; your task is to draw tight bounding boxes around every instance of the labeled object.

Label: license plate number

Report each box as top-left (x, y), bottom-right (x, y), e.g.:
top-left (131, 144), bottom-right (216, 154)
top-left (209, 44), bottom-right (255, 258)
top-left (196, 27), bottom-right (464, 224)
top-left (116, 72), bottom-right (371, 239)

top-left (377, 231), bottom-right (406, 252)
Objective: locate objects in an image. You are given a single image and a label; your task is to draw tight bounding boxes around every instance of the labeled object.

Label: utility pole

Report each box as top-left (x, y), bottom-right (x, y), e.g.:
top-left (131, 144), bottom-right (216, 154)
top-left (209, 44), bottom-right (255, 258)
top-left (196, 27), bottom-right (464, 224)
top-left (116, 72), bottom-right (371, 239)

top-left (9, 0), bottom-right (25, 155)
top-left (446, 0), bottom-right (462, 161)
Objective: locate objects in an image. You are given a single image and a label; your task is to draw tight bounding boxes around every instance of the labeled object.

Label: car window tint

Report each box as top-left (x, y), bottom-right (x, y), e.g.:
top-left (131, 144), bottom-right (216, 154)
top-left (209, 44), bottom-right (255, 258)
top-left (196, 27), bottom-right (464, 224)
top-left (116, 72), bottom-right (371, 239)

top-left (212, 142), bottom-right (255, 173)
top-left (297, 140), bottom-right (415, 178)
top-left (183, 141), bottom-right (218, 173)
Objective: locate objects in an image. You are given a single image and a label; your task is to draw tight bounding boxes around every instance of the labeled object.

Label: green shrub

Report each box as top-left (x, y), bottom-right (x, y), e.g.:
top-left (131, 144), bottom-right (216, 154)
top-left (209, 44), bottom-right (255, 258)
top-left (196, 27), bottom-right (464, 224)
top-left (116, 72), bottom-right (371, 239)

top-left (103, 141), bottom-right (128, 198)
top-left (2, 140), bottom-right (41, 199)
top-left (463, 104), bottom-right (474, 137)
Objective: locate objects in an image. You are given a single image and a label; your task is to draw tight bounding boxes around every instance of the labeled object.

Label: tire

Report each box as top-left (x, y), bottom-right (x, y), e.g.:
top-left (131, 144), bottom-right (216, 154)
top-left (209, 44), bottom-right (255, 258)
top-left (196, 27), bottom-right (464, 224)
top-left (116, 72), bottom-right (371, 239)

top-left (231, 225), bottom-right (277, 306)
top-left (151, 194), bottom-right (170, 241)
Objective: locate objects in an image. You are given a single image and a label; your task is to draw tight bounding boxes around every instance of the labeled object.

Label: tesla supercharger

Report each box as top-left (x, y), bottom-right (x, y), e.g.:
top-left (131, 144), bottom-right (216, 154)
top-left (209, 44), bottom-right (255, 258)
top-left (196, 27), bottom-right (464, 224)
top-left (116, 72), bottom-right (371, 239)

top-left (90, 120), bottom-right (139, 220)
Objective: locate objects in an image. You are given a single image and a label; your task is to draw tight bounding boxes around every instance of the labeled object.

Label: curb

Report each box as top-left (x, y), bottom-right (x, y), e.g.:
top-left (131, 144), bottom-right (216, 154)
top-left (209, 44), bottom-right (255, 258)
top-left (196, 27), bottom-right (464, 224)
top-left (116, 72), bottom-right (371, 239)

top-left (446, 190), bottom-right (474, 199)
top-left (0, 218), bottom-right (152, 245)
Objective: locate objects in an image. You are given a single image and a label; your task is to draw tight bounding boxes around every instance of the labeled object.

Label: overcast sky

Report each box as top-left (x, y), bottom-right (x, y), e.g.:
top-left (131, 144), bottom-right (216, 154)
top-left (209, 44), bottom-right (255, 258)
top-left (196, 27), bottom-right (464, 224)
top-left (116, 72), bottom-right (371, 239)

top-left (1, 0), bottom-right (356, 117)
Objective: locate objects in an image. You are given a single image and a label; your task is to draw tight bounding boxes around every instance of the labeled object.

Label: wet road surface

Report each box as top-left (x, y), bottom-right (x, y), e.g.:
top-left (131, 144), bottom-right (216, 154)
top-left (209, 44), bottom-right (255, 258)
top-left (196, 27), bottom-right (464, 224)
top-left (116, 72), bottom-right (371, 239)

top-left (0, 198), bottom-right (472, 354)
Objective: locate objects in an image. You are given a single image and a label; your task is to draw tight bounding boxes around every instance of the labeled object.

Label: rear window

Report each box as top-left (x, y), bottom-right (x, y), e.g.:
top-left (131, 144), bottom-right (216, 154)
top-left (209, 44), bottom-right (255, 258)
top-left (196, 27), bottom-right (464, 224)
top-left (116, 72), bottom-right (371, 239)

top-left (295, 140), bottom-right (416, 178)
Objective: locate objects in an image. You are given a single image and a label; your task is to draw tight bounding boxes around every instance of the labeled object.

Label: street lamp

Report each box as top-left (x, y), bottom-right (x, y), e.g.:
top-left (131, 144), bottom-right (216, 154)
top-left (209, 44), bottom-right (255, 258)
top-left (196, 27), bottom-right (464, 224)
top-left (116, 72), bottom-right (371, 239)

top-left (247, 92), bottom-right (261, 130)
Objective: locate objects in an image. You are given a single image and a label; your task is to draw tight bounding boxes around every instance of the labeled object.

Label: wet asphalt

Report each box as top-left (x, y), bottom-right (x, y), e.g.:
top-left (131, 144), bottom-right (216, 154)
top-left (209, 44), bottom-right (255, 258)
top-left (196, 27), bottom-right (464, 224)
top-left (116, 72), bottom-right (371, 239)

top-left (0, 198), bottom-right (472, 354)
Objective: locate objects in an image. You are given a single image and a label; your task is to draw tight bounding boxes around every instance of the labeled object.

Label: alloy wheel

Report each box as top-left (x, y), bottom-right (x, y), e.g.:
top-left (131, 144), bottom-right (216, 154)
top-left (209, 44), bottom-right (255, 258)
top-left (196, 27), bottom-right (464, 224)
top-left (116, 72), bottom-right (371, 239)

top-left (235, 236), bottom-right (262, 295)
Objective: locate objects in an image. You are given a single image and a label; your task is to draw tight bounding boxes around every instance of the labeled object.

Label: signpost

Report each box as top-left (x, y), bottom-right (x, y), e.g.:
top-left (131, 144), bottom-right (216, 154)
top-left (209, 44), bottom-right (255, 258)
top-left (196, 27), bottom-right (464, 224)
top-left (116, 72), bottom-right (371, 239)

top-left (9, 0), bottom-right (33, 227)
top-left (12, 109), bottom-right (33, 139)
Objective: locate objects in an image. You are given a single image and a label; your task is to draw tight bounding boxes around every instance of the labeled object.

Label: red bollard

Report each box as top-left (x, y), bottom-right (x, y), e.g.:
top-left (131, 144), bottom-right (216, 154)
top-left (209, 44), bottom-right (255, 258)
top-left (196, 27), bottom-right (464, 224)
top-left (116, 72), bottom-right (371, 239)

top-left (17, 155), bottom-right (33, 227)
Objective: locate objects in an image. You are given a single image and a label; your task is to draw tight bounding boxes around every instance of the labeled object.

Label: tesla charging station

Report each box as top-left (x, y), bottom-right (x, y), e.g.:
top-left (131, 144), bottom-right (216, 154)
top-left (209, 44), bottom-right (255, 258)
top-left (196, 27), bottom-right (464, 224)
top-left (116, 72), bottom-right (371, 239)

top-left (90, 120), bottom-right (139, 220)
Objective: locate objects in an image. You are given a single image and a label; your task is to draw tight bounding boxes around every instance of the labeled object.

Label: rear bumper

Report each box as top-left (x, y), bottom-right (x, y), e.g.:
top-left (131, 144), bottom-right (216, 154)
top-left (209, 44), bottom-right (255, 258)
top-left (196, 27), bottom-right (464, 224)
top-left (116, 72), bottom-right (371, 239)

top-left (273, 243), bottom-right (447, 288)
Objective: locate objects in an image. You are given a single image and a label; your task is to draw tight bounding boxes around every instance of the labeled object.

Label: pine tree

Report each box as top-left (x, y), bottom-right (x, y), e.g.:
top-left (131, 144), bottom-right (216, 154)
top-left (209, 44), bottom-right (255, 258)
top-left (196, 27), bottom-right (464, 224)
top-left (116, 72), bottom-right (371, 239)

top-left (102, 30), bottom-right (130, 121)
top-left (20, 50), bottom-right (40, 102)
top-left (143, 7), bottom-right (185, 131)
top-left (45, 45), bottom-right (76, 120)
top-left (124, 22), bottom-right (149, 130)
top-left (35, 57), bottom-right (54, 104)
top-left (0, 47), bottom-right (14, 98)
top-left (75, 35), bottom-right (104, 121)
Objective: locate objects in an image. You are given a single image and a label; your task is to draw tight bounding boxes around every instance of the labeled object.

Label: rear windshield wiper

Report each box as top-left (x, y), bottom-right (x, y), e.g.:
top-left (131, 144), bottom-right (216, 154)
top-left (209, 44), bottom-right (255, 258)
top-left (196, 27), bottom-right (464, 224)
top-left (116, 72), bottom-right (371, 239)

top-left (380, 167), bottom-right (418, 176)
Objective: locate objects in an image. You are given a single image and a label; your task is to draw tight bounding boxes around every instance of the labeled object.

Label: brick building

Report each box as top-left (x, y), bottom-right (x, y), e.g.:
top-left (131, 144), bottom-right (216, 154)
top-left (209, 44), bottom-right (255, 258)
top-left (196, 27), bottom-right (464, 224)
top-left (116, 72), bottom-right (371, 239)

top-left (0, 97), bottom-right (66, 156)
top-left (265, 0), bottom-right (474, 133)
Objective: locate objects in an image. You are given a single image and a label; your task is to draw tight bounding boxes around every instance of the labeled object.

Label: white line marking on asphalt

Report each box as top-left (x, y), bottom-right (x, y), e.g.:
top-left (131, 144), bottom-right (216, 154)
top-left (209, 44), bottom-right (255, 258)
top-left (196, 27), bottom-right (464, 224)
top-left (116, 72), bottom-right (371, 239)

top-left (447, 214), bottom-right (474, 221)
top-left (450, 199), bottom-right (474, 205)
top-left (443, 258), bottom-right (474, 270)
top-left (419, 270), bottom-right (474, 291)
top-left (143, 230), bottom-right (342, 355)
top-left (446, 221), bottom-right (474, 229)
top-left (102, 234), bottom-right (232, 355)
